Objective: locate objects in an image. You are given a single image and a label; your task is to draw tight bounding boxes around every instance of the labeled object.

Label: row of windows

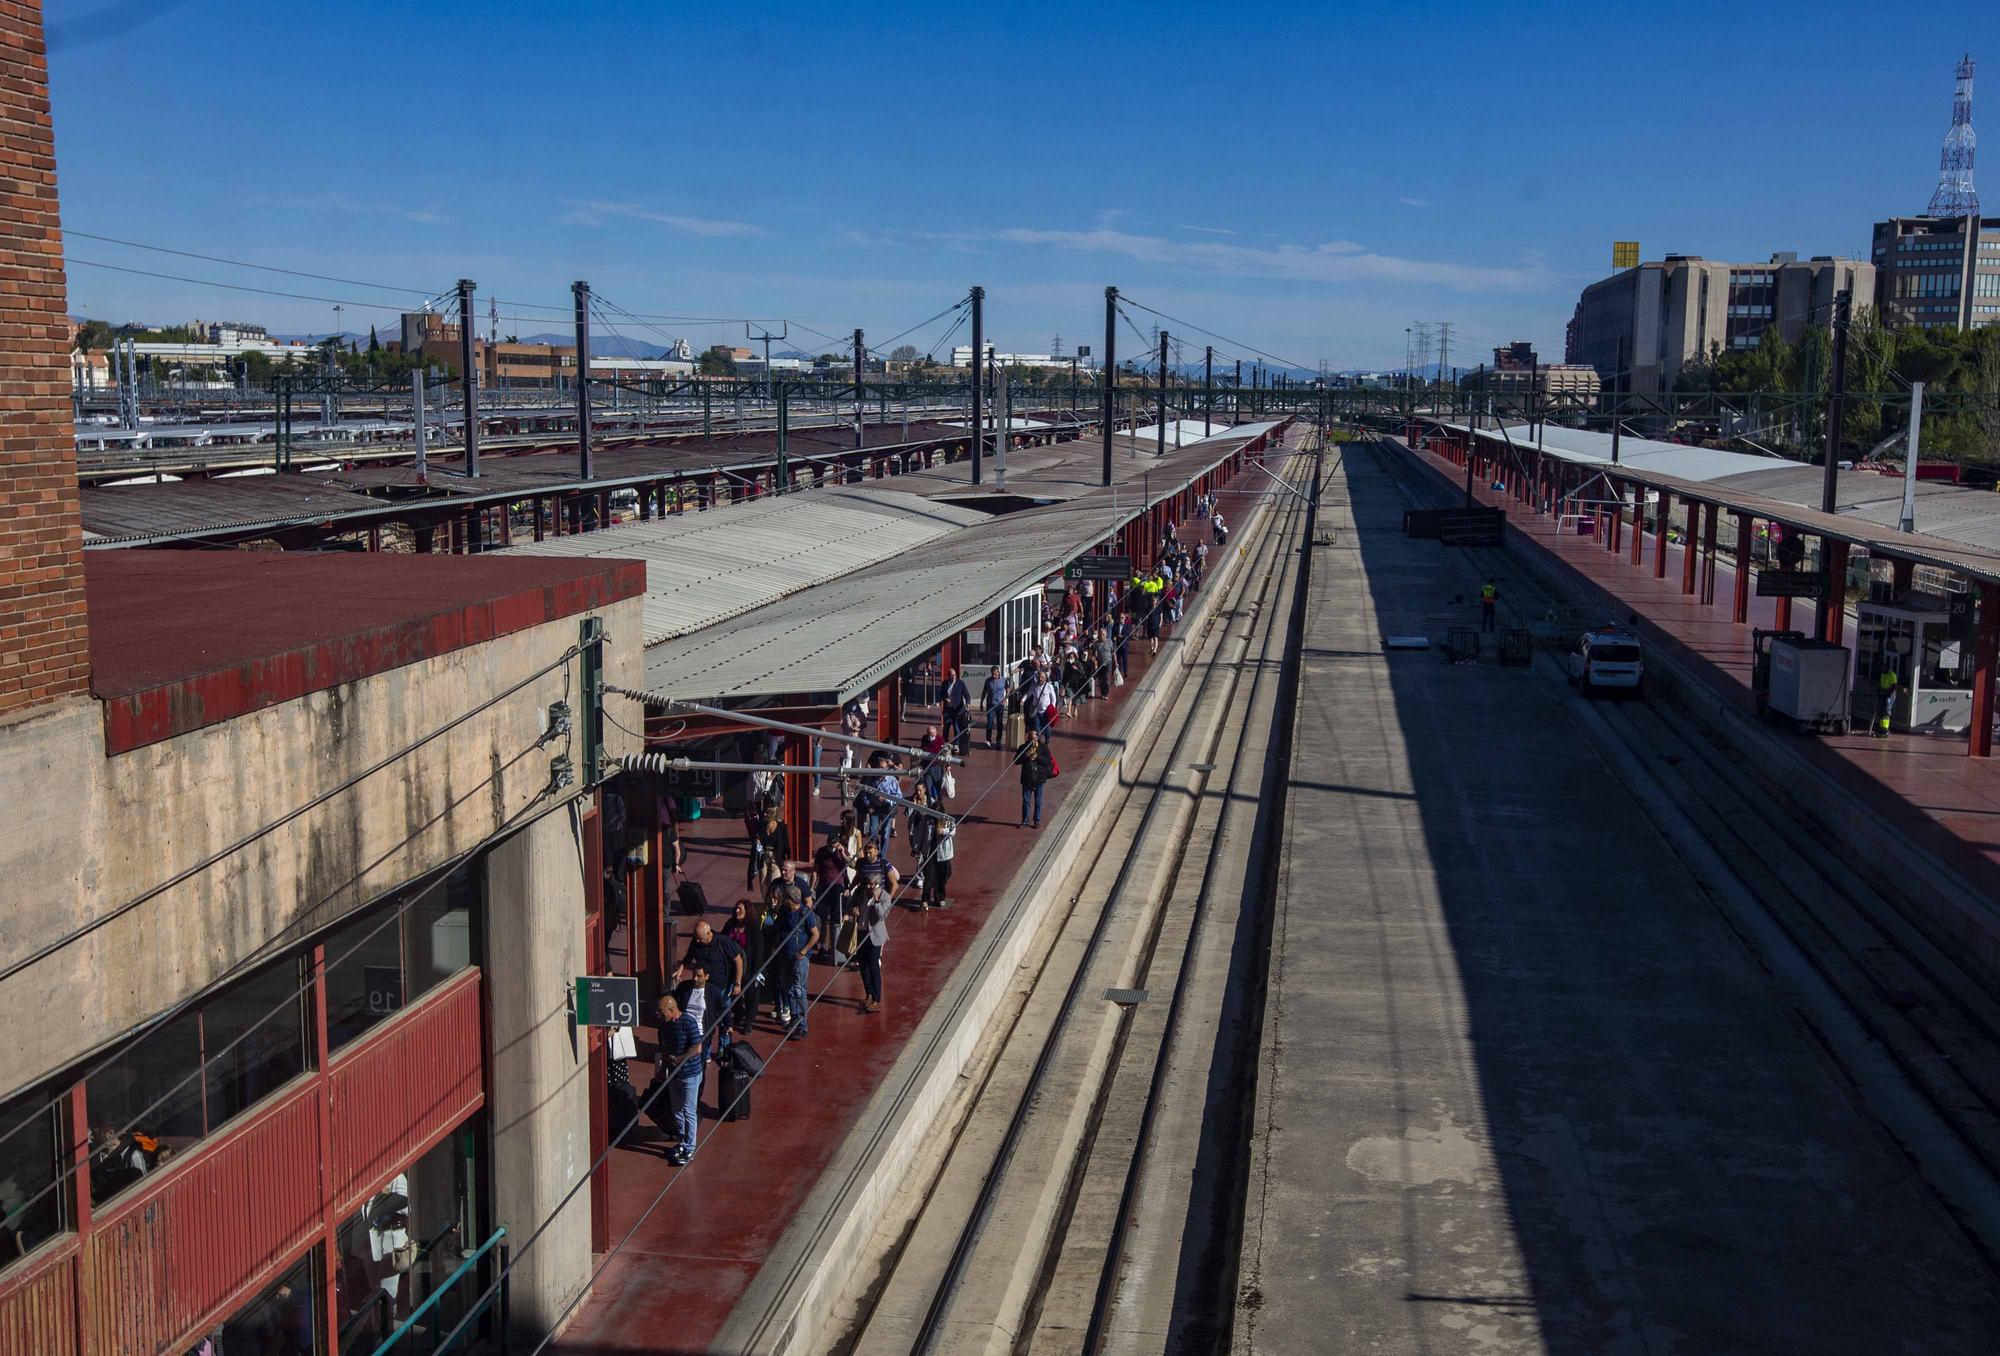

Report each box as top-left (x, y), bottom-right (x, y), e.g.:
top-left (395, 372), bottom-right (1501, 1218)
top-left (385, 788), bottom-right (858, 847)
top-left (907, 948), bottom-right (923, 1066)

top-left (1894, 272), bottom-right (1963, 298)
top-left (0, 863), bottom-right (477, 1275)
top-left (1726, 304), bottom-right (1773, 318)
top-left (1898, 238), bottom-right (1965, 252)
top-left (1976, 273), bottom-right (2000, 298)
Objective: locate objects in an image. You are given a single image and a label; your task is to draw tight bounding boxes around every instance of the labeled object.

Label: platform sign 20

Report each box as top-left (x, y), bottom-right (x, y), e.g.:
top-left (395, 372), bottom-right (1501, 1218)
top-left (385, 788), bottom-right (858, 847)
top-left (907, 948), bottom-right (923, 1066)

top-left (575, 975), bottom-right (641, 1028)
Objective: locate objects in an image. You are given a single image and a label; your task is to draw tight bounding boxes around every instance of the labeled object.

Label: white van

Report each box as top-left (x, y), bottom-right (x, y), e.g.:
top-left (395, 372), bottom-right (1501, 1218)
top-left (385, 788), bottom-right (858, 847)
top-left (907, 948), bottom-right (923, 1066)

top-left (1567, 627), bottom-right (1645, 695)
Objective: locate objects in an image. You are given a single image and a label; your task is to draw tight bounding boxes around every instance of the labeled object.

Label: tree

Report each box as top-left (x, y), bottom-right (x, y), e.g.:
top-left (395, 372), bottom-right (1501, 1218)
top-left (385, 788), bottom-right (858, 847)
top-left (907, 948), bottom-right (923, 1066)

top-left (890, 344), bottom-right (920, 363)
top-left (699, 347), bottom-right (737, 377)
top-left (368, 325), bottom-right (380, 354)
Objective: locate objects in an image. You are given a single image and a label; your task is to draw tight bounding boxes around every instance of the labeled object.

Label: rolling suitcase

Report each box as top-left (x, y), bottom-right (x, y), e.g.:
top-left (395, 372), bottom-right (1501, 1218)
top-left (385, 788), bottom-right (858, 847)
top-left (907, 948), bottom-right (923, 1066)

top-left (720, 1042), bottom-right (763, 1122)
top-left (676, 879), bottom-right (709, 915)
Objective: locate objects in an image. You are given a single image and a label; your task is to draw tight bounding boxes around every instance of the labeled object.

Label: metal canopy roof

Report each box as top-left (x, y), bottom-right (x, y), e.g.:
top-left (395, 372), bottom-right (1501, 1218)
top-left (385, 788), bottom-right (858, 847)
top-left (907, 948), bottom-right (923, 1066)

top-left (497, 485), bottom-right (987, 645)
top-left (641, 422), bottom-right (1284, 703)
top-left (1436, 421), bottom-right (2000, 584)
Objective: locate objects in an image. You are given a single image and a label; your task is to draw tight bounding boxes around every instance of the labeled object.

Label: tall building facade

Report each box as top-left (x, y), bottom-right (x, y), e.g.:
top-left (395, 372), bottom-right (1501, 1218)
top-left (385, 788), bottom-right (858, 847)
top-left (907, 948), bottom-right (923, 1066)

top-left (1871, 215), bottom-right (2000, 331)
top-left (1567, 253), bottom-right (1876, 393)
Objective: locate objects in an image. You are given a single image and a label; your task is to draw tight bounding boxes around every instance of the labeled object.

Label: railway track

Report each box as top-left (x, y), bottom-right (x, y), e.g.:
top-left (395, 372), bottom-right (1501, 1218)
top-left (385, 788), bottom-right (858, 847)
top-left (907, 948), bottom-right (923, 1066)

top-left (831, 435), bottom-right (1317, 1356)
top-left (1367, 432), bottom-right (2000, 1268)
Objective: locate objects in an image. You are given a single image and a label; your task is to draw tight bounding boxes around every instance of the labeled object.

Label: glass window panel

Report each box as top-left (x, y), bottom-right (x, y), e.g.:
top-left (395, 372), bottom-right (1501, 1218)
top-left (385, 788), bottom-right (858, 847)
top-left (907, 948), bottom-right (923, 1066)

top-left (85, 1009), bottom-right (204, 1200)
top-left (0, 1091), bottom-right (66, 1269)
top-left (333, 1125), bottom-right (477, 1354)
top-left (202, 960), bottom-right (309, 1129)
top-left (407, 862), bottom-right (477, 1004)
top-left (197, 1249), bottom-right (319, 1356)
top-left (324, 908), bottom-right (404, 1053)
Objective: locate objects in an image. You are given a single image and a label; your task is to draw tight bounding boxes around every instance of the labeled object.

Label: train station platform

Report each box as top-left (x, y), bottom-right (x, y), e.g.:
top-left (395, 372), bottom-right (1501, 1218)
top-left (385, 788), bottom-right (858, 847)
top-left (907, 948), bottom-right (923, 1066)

top-left (1390, 432), bottom-right (2000, 975)
top-left (552, 506), bottom-right (1262, 1352)
top-left (1236, 441), bottom-right (2000, 1353)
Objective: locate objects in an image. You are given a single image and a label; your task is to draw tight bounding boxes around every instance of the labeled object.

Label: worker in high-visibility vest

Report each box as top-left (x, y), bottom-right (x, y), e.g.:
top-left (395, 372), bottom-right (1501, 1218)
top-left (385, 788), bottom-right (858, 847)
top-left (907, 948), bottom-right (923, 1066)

top-left (1876, 664), bottom-right (1899, 739)
top-left (1479, 579), bottom-right (1499, 634)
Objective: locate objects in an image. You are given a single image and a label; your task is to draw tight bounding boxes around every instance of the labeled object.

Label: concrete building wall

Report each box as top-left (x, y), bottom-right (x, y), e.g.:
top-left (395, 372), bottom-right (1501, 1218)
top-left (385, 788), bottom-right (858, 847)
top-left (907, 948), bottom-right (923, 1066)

top-left (0, 599), bottom-right (644, 1095)
top-left (486, 806), bottom-right (594, 1339)
top-left (1573, 255), bottom-right (1877, 393)
top-left (0, 6), bottom-right (89, 716)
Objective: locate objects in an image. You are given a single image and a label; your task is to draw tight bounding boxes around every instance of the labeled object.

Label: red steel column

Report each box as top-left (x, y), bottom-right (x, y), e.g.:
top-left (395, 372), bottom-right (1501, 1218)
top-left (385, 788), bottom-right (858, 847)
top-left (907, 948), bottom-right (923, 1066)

top-left (1630, 485), bottom-right (1645, 566)
top-left (1681, 501), bottom-right (1701, 594)
top-left (1733, 513), bottom-right (1752, 623)
top-left (1971, 586), bottom-right (1999, 758)
top-left (1701, 500), bottom-right (1720, 604)
top-left (1653, 490), bottom-right (1671, 578)
top-left (784, 730), bottom-right (813, 867)
top-left (1822, 540), bottom-right (1850, 645)
top-left (876, 676), bottom-right (902, 746)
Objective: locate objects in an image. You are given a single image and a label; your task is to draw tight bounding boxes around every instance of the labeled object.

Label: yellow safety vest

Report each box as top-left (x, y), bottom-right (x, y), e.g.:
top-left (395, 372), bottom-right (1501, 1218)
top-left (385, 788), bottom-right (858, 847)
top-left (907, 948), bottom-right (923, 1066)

top-left (1879, 670), bottom-right (1899, 693)
top-left (1480, 584), bottom-right (1496, 603)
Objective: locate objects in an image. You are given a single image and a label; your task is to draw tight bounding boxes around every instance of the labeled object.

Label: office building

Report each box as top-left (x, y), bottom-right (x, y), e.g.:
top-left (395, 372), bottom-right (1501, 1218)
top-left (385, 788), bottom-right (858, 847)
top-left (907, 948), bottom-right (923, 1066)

top-left (1567, 253), bottom-right (1876, 393)
top-left (1871, 215), bottom-right (2000, 330)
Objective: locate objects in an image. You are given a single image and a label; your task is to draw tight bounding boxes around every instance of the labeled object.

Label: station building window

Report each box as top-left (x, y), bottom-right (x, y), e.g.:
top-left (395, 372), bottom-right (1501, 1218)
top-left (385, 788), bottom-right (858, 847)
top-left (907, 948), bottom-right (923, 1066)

top-left (323, 859), bottom-right (480, 1053)
top-left (334, 1118), bottom-right (485, 1354)
top-left (85, 957), bottom-right (310, 1204)
top-left (188, 1248), bottom-right (321, 1356)
top-left (0, 1085), bottom-right (68, 1273)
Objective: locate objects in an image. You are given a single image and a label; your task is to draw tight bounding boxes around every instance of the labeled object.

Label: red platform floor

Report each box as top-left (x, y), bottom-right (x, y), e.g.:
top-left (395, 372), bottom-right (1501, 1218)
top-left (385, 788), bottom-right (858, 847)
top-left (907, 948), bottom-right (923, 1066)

top-left (553, 512), bottom-right (1252, 1353)
top-left (1397, 434), bottom-right (2000, 898)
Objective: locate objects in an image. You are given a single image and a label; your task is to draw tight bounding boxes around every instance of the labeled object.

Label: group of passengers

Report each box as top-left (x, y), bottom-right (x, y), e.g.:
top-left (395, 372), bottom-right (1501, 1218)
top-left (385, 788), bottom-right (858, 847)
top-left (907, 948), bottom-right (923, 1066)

top-left (614, 506), bottom-right (1229, 1161)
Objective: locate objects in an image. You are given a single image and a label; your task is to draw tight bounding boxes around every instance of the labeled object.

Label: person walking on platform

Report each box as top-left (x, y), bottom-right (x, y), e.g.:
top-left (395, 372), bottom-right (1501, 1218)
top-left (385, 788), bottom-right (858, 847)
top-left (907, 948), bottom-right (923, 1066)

top-left (1018, 731), bottom-right (1055, 829)
top-left (653, 993), bottom-right (705, 1165)
top-left (1114, 611), bottom-right (1133, 681)
top-left (941, 667), bottom-right (971, 754)
top-left (1479, 578), bottom-right (1499, 633)
top-left (1140, 572), bottom-right (1166, 656)
top-left (777, 885), bottom-right (820, 1040)
top-left (924, 811), bottom-right (955, 909)
top-left (981, 666), bottom-right (1009, 748)
top-left (724, 900), bottom-right (761, 1033)
top-left (1094, 624), bottom-right (1118, 697)
top-left (856, 878), bottom-right (890, 1013)
top-left (1876, 662), bottom-right (1900, 739)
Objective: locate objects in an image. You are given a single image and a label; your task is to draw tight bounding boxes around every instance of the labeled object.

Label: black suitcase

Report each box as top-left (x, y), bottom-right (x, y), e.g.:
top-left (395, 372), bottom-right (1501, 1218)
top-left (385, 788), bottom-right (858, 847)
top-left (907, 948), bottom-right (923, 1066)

top-left (718, 1042), bottom-right (762, 1122)
top-left (954, 726), bottom-right (971, 757)
top-left (676, 879), bottom-right (709, 915)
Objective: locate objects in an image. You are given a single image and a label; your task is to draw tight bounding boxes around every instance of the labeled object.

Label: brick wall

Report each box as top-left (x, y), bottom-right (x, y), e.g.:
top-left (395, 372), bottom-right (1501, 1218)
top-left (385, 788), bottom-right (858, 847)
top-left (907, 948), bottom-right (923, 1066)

top-left (0, 2), bottom-right (88, 717)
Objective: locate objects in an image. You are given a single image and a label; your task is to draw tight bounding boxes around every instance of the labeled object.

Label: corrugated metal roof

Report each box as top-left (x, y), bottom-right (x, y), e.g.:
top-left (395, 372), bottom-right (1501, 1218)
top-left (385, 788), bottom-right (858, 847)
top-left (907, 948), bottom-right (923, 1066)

top-left (641, 423), bottom-right (1284, 702)
top-left (498, 485), bottom-right (987, 645)
top-left (1437, 420), bottom-right (2000, 582)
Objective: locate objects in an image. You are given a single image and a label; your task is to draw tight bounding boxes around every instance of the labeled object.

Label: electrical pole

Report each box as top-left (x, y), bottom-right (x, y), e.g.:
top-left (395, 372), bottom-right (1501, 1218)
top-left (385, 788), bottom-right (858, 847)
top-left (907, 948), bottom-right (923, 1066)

top-left (1156, 330), bottom-right (1169, 459)
top-left (853, 328), bottom-right (866, 449)
top-left (457, 278), bottom-right (480, 477)
top-left (573, 280), bottom-right (593, 481)
top-left (1101, 286), bottom-right (1117, 486)
top-left (1232, 359), bottom-right (1241, 423)
top-left (411, 369), bottom-right (428, 485)
top-left (1819, 288), bottom-right (1853, 622)
top-left (1465, 362), bottom-right (1483, 507)
top-left (1900, 381), bottom-right (1927, 534)
top-left (1204, 345), bottom-right (1213, 435)
top-left (746, 321), bottom-right (786, 400)
top-left (970, 286), bottom-right (985, 485)
top-left (1611, 335), bottom-right (1627, 465)
top-left (1436, 322), bottom-right (1453, 396)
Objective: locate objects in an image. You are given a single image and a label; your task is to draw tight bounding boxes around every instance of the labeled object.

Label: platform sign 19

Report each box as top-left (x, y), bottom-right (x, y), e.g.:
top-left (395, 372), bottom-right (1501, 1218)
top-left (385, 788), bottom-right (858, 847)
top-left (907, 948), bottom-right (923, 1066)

top-left (1065, 555), bottom-right (1132, 582)
top-left (575, 975), bottom-right (640, 1028)
top-left (363, 966), bottom-right (404, 1017)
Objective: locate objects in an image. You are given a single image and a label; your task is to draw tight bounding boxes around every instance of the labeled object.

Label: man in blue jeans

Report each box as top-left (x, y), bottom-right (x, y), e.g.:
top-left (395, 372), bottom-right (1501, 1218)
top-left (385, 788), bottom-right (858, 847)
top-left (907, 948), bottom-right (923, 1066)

top-left (654, 993), bottom-right (705, 1166)
top-left (777, 884), bottom-right (821, 1040)
top-left (981, 668), bottom-right (1009, 748)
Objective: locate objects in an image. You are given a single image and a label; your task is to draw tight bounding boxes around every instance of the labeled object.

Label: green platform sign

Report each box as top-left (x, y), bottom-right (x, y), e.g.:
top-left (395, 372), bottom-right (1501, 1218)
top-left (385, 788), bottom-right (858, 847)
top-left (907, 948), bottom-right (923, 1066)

top-left (574, 975), bottom-right (640, 1027)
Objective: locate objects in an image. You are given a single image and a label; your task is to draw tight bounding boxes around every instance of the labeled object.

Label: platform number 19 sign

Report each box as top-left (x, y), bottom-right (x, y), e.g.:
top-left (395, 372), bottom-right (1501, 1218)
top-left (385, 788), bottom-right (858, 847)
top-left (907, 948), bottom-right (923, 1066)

top-left (575, 975), bottom-right (640, 1028)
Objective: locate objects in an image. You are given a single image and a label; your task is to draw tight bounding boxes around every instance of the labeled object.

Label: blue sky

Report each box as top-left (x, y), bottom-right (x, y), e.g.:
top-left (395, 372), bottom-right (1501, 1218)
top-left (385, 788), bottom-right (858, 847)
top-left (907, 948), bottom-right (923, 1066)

top-left (44, 0), bottom-right (2000, 369)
